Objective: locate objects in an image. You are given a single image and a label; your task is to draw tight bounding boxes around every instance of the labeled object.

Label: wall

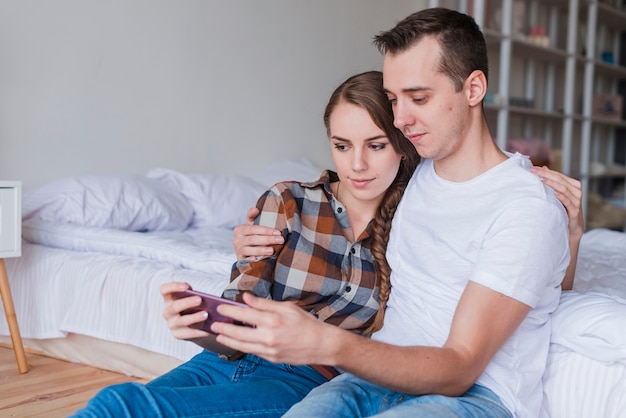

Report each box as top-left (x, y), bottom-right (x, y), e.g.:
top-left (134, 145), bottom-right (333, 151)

top-left (0, 0), bottom-right (425, 187)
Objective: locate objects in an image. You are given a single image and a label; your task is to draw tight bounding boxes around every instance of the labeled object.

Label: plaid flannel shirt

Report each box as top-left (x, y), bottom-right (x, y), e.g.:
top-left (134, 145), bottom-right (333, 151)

top-left (223, 170), bottom-right (380, 333)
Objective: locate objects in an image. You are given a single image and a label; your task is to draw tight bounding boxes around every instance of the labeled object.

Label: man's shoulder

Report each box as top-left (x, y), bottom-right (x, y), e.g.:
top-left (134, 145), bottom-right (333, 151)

top-left (496, 155), bottom-right (554, 194)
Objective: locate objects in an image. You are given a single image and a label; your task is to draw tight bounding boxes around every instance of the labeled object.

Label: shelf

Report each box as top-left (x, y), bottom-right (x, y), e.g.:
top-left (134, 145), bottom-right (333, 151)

top-left (484, 104), bottom-right (574, 120)
top-left (483, 28), bottom-right (504, 45)
top-left (512, 106), bottom-right (567, 119)
top-left (475, 0), bottom-right (626, 228)
top-left (588, 172), bottom-right (626, 179)
top-left (511, 38), bottom-right (571, 63)
top-left (594, 2), bottom-right (626, 29)
top-left (592, 60), bottom-right (626, 79)
top-left (588, 116), bottom-right (626, 128)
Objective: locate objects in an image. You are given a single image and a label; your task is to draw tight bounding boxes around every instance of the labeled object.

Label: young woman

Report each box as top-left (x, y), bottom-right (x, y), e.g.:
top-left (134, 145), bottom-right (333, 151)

top-left (71, 70), bottom-right (420, 417)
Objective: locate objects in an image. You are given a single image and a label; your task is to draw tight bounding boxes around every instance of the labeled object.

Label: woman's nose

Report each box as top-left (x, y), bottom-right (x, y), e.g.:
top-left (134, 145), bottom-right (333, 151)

top-left (352, 150), bottom-right (367, 171)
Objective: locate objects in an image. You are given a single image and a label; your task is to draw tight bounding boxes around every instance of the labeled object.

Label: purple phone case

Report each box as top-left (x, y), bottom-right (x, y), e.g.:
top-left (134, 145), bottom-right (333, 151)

top-left (173, 289), bottom-right (250, 333)
top-left (172, 289), bottom-right (252, 356)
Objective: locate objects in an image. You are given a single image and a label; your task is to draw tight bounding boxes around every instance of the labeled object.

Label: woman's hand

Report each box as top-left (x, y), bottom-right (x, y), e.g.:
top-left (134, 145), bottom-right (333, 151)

top-left (211, 293), bottom-right (338, 366)
top-left (532, 166), bottom-right (584, 239)
top-left (531, 166), bottom-right (583, 290)
top-left (232, 207), bottom-right (285, 260)
top-left (160, 282), bottom-right (211, 340)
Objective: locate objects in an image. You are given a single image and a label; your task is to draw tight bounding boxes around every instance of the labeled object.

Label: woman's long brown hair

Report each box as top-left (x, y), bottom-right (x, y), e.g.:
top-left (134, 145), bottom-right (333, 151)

top-left (323, 71), bottom-right (420, 335)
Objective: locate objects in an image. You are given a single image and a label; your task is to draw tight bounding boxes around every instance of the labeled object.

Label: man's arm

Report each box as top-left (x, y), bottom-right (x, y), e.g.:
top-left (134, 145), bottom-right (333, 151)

top-left (331, 282), bottom-right (530, 396)
top-left (213, 283), bottom-right (529, 397)
top-left (233, 207), bottom-right (284, 260)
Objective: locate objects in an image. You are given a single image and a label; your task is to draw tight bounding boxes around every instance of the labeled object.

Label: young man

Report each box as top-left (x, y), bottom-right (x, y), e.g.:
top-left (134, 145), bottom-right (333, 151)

top-left (217, 8), bottom-right (574, 417)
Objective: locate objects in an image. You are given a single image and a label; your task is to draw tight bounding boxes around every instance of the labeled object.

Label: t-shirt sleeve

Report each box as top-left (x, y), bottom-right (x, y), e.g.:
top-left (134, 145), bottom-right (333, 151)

top-left (469, 196), bottom-right (570, 308)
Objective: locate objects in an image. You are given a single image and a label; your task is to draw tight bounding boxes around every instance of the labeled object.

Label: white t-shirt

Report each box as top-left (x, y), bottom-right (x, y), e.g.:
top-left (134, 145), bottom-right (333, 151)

top-left (372, 153), bottom-right (570, 417)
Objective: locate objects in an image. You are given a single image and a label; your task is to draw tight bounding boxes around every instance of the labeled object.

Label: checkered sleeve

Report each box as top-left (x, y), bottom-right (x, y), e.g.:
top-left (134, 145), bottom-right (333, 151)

top-left (222, 185), bottom-right (290, 302)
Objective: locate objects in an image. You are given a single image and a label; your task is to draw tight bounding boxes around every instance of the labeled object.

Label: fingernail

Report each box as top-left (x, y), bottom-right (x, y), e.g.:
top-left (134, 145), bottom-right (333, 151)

top-left (275, 236), bottom-right (284, 244)
top-left (273, 230), bottom-right (282, 236)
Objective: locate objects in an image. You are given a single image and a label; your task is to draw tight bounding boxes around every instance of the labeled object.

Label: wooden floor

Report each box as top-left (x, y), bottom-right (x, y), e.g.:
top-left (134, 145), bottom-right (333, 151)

top-left (0, 346), bottom-right (148, 417)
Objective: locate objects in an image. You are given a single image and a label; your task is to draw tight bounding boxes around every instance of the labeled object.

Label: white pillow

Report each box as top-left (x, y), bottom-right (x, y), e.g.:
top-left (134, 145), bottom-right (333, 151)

top-left (147, 168), bottom-right (266, 229)
top-left (551, 291), bottom-right (626, 364)
top-left (22, 174), bottom-right (194, 231)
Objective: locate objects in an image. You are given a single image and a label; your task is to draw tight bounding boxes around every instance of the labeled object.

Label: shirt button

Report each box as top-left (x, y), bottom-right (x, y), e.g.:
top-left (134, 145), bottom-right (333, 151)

top-left (346, 286), bottom-right (352, 292)
top-left (337, 207), bottom-right (343, 213)
top-left (351, 248), bottom-right (356, 254)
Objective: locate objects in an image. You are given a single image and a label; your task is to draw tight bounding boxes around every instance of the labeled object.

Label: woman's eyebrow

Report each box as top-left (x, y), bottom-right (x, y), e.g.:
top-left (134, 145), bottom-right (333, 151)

top-left (331, 135), bottom-right (387, 142)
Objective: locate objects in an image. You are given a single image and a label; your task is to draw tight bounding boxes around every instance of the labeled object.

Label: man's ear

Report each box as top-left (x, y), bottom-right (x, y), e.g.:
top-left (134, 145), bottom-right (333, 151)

top-left (465, 70), bottom-right (487, 107)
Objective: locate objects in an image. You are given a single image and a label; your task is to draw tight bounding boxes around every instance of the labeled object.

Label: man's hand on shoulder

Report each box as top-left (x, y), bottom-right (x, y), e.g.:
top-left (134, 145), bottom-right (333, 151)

top-left (233, 207), bottom-right (285, 260)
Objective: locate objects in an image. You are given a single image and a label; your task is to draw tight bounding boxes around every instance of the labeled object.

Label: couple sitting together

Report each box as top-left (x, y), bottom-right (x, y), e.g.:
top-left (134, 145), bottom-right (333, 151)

top-left (74, 7), bottom-right (583, 418)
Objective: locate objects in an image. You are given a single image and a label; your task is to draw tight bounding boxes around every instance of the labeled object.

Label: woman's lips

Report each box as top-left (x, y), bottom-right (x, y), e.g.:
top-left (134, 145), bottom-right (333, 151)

top-left (350, 178), bottom-right (373, 189)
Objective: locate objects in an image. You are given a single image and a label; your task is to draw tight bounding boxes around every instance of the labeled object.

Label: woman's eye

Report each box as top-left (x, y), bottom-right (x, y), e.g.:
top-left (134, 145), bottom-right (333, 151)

top-left (333, 144), bottom-right (349, 151)
top-left (370, 144), bottom-right (387, 151)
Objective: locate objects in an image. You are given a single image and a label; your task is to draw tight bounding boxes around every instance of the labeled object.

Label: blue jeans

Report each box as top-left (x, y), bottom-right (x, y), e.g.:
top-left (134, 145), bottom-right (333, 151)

top-left (70, 351), bottom-right (330, 418)
top-left (283, 373), bottom-right (513, 418)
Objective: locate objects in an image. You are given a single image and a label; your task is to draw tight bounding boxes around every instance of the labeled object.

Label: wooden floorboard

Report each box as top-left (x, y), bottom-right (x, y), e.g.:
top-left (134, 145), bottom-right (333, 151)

top-left (0, 346), bottom-right (148, 417)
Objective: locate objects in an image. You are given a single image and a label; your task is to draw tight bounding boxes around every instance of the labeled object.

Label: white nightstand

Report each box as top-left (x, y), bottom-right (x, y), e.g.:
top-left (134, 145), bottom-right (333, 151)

top-left (0, 181), bottom-right (28, 373)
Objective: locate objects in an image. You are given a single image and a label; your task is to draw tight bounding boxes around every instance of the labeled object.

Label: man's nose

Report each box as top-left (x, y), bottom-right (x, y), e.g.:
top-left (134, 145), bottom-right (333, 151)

top-left (393, 101), bottom-right (413, 130)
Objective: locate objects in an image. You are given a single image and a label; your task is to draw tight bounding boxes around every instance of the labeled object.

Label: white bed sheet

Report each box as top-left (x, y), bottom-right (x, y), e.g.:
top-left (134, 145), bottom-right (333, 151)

top-left (1, 220), bottom-right (235, 362)
top-left (572, 228), bottom-right (626, 299)
top-left (21, 219), bottom-right (236, 276)
top-left (541, 228), bottom-right (626, 418)
top-left (542, 347), bottom-right (626, 418)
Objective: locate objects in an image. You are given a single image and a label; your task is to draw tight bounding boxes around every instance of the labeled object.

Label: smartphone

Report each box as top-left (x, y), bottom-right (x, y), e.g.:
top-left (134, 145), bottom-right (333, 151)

top-left (172, 289), bottom-right (252, 333)
top-left (172, 289), bottom-right (252, 357)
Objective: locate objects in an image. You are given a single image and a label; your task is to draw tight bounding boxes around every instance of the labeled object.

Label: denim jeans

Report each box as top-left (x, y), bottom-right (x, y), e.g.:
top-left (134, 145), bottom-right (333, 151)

top-left (283, 372), bottom-right (513, 418)
top-left (70, 351), bottom-right (330, 418)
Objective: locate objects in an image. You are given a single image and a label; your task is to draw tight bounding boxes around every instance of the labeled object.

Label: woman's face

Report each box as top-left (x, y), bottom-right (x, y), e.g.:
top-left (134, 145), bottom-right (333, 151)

top-left (328, 102), bottom-right (403, 208)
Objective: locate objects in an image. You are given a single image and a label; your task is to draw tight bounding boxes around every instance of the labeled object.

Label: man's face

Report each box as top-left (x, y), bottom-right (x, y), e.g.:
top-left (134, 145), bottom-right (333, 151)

top-left (382, 37), bottom-right (469, 162)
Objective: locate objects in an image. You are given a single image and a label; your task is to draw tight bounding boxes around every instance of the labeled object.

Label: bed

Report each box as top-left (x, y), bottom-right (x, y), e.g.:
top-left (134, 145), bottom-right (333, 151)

top-left (0, 157), bottom-right (323, 377)
top-left (1, 157), bottom-right (624, 417)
